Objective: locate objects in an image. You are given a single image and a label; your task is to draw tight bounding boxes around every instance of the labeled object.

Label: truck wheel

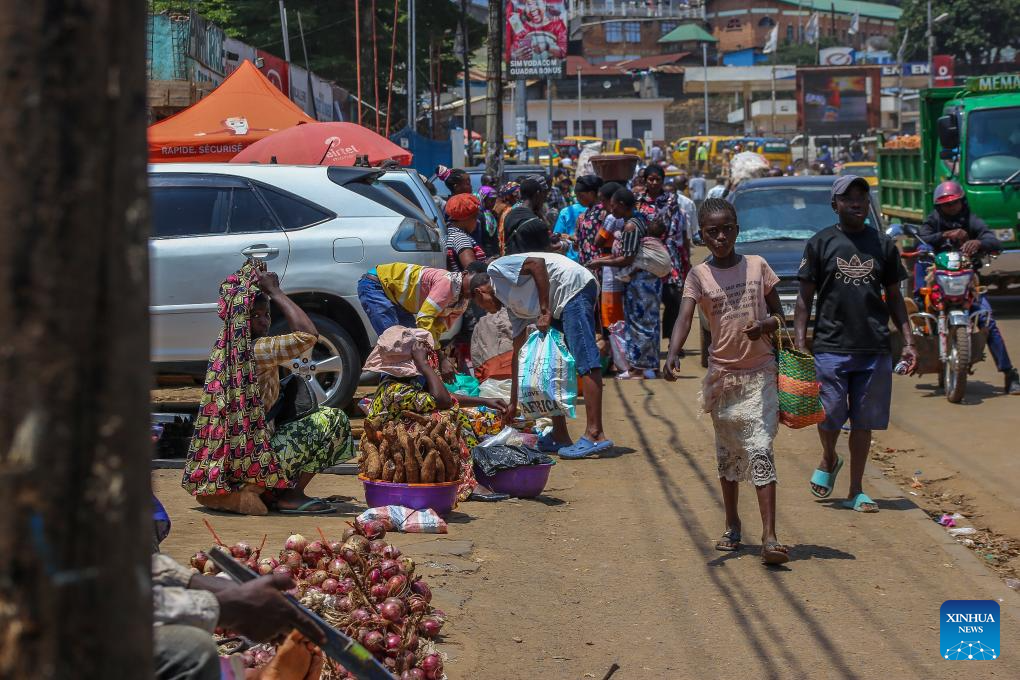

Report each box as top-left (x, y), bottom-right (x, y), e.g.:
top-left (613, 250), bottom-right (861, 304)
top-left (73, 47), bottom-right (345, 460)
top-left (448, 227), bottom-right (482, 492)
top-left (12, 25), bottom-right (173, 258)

top-left (270, 314), bottom-right (360, 409)
top-left (944, 326), bottom-right (970, 404)
top-left (700, 327), bottom-right (711, 368)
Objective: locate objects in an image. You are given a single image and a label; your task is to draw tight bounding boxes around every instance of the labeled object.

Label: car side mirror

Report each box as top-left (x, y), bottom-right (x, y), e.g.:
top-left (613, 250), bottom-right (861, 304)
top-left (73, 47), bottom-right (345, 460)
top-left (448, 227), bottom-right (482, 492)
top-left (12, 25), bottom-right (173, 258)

top-left (937, 114), bottom-right (960, 151)
top-left (885, 223), bottom-right (904, 238)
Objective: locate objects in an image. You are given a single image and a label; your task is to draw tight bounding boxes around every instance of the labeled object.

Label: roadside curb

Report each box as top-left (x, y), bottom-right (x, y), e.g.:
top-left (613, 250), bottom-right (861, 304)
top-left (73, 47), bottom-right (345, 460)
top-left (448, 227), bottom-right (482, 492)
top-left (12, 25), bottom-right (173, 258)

top-left (866, 464), bottom-right (1020, 623)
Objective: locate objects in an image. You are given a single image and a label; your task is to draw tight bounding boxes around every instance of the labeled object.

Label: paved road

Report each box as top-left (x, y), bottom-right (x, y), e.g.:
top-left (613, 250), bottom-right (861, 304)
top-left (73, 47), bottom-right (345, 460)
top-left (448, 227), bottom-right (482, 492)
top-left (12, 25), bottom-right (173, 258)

top-left (154, 311), bottom-right (1020, 678)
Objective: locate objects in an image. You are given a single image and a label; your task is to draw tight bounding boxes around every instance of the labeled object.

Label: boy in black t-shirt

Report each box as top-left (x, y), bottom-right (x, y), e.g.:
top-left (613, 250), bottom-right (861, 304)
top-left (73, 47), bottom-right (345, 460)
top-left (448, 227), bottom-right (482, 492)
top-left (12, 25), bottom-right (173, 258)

top-left (794, 176), bottom-right (917, 513)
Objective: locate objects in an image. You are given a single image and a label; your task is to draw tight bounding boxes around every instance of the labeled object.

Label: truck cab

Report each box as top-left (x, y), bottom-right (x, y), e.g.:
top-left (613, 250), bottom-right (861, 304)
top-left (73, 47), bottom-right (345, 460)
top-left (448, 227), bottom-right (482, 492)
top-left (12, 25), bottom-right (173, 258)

top-left (879, 75), bottom-right (1020, 292)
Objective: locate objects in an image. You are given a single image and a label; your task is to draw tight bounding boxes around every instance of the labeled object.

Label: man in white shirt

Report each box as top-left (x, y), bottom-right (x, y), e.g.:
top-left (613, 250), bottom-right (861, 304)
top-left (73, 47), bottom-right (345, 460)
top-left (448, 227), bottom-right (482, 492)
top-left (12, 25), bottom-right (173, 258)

top-left (471, 252), bottom-right (613, 459)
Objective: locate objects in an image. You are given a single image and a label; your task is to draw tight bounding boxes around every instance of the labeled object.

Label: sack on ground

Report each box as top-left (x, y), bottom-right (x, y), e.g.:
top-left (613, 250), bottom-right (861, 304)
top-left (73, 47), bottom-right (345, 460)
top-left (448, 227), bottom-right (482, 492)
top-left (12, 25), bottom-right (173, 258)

top-left (607, 320), bottom-right (630, 372)
top-left (776, 334), bottom-right (825, 429)
top-left (517, 328), bottom-right (577, 419)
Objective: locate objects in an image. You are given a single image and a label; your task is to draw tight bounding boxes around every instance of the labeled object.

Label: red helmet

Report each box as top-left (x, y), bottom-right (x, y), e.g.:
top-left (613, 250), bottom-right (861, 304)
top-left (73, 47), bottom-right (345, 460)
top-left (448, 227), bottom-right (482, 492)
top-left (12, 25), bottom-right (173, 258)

top-left (934, 180), bottom-right (964, 205)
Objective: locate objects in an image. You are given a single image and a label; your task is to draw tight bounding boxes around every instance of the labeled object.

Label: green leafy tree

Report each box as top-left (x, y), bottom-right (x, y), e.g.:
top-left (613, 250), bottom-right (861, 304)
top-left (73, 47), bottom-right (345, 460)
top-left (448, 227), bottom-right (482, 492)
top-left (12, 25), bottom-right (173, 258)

top-left (896, 0), bottom-right (1020, 65)
top-left (766, 36), bottom-right (842, 66)
top-left (151, 1), bottom-right (483, 130)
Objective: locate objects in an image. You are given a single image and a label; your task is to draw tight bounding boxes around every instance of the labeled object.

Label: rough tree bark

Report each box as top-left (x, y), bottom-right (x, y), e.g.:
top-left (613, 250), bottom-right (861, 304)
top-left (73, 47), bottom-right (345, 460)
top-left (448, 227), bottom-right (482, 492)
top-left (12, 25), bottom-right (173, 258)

top-left (484, 0), bottom-right (504, 178)
top-left (0, 1), bottom-right (152, 677)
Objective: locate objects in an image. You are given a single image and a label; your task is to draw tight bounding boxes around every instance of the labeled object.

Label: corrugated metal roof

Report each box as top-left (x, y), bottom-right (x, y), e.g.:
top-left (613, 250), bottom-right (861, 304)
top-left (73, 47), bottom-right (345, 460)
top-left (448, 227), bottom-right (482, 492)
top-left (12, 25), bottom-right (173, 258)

top-left (776, 0), bottom-right (902, 20)
top-left (659, 23), bottom-right (717, 44)
top-left (615, 52), bottom-right (690, 71)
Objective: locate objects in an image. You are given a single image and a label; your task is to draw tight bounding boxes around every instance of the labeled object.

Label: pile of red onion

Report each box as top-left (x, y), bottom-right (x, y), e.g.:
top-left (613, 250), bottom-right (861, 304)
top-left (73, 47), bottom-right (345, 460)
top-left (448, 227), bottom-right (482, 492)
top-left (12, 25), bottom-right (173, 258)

top-left (192, 519), bottom-right (447, 680)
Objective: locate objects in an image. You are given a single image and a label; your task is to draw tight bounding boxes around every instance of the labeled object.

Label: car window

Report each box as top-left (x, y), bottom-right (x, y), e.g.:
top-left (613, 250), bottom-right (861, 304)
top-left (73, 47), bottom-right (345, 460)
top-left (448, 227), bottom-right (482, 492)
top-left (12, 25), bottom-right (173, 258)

top-left (150, 186), bottom-right (230, 238)
top-left (732, 185), bottom-right (836, 242)
top-left (229, 187), bottom-right (279, 233)
top-left (258, 185), bottom-right (333, 230)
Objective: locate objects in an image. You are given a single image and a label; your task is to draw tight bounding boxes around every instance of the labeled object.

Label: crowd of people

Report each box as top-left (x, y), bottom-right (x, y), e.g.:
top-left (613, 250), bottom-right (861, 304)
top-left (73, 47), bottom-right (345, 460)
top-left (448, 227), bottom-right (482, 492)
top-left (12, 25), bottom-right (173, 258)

top-left (154, 152), bottom-right (1019, 678)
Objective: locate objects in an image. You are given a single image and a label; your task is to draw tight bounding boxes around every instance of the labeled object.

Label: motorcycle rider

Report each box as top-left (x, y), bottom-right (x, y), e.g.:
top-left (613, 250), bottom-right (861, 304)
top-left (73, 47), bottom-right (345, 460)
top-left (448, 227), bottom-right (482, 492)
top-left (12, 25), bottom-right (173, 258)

top-left (917, 180), bottom-right (1020, 395)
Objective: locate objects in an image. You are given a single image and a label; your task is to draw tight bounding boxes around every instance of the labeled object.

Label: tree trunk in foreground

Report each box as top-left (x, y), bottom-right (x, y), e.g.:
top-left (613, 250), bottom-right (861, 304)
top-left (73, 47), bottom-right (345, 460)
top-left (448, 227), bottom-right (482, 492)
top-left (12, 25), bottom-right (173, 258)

top-left (0, 0), bottom-right (152, 677)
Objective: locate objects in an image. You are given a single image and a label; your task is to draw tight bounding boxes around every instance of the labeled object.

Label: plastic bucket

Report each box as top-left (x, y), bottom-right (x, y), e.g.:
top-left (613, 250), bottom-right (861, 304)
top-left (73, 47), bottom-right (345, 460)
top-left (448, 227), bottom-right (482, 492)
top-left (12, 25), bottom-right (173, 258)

top-left (359, 475), bottom-right (460, 516)
top-left (473, 463), bottom-right (554, 498)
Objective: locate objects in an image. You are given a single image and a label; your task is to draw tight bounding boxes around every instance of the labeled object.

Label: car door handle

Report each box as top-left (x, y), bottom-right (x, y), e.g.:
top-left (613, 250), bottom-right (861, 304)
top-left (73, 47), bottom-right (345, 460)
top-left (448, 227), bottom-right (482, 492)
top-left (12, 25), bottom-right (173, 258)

top-left (240, 245), bottom-right (279, 258)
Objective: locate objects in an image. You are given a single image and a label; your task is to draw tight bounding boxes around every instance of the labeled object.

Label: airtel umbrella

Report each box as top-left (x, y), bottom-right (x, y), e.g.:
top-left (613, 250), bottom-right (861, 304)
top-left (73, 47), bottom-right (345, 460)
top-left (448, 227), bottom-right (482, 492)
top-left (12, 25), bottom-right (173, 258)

top-left (230, 121), bottom-right (412, 167)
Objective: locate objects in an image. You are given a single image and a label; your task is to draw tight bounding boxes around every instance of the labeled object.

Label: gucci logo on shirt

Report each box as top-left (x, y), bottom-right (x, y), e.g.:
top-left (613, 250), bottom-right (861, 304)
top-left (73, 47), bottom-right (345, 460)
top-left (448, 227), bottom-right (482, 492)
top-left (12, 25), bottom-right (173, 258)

top-left (835, 254), bottom-right (876, 285)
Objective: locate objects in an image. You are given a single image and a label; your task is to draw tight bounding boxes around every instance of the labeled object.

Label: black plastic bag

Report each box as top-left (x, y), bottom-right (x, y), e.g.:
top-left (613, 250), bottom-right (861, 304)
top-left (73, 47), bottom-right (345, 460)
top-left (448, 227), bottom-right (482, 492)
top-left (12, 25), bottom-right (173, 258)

top-left (470, 444), bottom-right (554, 477)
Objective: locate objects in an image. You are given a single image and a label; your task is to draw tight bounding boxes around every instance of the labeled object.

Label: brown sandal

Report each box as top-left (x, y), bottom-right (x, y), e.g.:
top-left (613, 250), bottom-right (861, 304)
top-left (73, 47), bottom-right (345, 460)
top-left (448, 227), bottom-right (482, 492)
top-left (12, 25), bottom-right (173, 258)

top-left (197, 485), bottom-right (268, 516)
top-left (761, 540), bottom-right (790, 565)
top-left (715, 529), bottom-right (741, 551)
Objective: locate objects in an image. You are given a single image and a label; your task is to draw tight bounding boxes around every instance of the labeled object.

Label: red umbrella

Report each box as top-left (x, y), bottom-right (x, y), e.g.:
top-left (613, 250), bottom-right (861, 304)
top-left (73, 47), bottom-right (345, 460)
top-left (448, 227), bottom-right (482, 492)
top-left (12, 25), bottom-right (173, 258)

top-left (230, 121), bottom-right (412, 166)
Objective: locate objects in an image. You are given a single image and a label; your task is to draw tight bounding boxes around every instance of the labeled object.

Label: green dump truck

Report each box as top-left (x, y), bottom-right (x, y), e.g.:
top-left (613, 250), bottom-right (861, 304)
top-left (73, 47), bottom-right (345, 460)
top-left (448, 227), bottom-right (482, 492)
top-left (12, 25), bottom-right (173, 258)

top-left (878, 74), bottom-right (1020, 291)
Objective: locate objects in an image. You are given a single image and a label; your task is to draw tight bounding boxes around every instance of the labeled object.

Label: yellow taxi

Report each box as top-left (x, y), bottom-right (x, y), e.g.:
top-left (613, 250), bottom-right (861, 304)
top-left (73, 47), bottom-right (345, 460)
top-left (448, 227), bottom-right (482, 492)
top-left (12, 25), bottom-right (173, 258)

top-left (839, 161), bottom-right (879, 186)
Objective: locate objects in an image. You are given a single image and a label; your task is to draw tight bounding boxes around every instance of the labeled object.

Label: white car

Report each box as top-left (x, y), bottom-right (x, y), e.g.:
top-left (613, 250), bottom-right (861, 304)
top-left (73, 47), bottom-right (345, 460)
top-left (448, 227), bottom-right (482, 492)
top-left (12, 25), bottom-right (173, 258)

top-left (149, 163), bottom-right (444, 407)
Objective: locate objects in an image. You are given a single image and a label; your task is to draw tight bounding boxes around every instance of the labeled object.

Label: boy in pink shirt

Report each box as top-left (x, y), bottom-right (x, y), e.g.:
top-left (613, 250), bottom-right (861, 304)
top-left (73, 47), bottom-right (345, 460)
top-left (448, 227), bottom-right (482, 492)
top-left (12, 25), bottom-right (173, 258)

top-left (664, 198), bottom-right (790, 566)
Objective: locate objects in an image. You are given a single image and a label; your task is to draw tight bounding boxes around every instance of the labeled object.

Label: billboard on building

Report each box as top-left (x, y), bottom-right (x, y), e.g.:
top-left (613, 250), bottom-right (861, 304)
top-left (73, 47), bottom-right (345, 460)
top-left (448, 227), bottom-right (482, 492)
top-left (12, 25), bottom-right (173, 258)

top-left (796, 67), bottom-right (881, 135)
top-left (257, 49), bottom-right (289, 95)
top-left (505, 0), bottom-right (567, 77)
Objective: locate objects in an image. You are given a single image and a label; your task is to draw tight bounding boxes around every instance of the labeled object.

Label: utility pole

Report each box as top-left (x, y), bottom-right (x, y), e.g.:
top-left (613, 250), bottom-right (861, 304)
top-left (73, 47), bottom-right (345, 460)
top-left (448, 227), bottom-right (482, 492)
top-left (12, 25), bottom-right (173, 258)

top-left (484, 0), bottom-right (504, 178)
top-left (297, 12), bottom-right (315, 118)
top-left (460, 0), bottom-right (473, 165)
top-left (770, 65), bottom-right (777, 135)
top-left (0, 0), bottom-right (152, 676)
top-left (515, 78), bottom-right (528, 159)
top-left (279, 1), bottom-right (291, 62)
top-left (702, 42), bottom-right (709, 135)
top-left (546, 77), bottom-right (553, 173)
top-left (927, 0), bottom-right (934, 88)
top-left (407, 0), bottom-right (416, 132)
top-left (576, 65), bottom-right (582, 136)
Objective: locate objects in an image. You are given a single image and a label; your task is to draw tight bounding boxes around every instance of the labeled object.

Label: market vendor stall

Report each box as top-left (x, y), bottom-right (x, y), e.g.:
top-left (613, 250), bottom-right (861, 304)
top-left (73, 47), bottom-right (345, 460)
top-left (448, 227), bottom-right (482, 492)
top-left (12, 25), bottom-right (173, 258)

top-left (148, 60), bottom-right (313, 163)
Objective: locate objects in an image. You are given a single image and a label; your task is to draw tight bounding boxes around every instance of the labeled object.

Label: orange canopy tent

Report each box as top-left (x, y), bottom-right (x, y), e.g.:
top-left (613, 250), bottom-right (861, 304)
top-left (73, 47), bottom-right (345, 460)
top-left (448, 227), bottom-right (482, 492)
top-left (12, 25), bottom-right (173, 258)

top-left (148, 61), bottom-right (313, 163)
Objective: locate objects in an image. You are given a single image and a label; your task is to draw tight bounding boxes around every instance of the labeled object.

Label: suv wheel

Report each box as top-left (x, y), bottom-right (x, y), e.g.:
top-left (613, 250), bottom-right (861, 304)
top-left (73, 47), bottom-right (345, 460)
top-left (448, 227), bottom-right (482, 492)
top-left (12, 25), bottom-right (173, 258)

top-left (271, 313), bottom-right (360, 409)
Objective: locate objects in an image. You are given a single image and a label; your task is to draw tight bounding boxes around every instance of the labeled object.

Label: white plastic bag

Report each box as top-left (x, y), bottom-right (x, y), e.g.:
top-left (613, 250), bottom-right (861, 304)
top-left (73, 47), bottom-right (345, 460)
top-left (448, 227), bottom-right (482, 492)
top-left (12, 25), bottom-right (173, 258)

top-left (477, 426), bottom-right (517, 448)
top-left (517, 329), bottom-right (577, 419)
top-left (478, 378), bottom-right (512, 401)
top-left (607, 320), bottom-right (630, 372)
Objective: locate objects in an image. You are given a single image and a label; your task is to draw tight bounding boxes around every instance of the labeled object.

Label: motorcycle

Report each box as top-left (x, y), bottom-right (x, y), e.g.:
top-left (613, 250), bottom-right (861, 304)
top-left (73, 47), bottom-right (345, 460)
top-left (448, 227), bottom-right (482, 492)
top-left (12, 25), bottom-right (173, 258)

top-left (890, 223), bottom-right (989, 403)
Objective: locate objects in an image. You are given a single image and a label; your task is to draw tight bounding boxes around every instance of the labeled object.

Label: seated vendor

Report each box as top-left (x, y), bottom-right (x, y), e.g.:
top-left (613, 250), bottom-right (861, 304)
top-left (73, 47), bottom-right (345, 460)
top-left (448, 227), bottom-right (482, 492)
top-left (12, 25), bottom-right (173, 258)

top-left (363, 326), bottom-right (508, 500)
top-left (154, 553), bottom-right (324, 680)
top-left (182, 263), bottom-right (354, 515)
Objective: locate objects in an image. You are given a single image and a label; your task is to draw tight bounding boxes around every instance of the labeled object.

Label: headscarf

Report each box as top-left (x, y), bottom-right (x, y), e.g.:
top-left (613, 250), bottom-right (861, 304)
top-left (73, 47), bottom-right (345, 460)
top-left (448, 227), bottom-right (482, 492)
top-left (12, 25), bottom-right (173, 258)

top-left (435, 165), bottom-right (452, 181)
top-left (478, 185), bottom-right (496, 200)
top-left (497, 180), bottom-right (521, 202)
top-left (363, 326), bottom-right (438, 377)
top-left (182, 259), bottom-right (285, 496)
top-left (446, 193), bottom-right (481, 221)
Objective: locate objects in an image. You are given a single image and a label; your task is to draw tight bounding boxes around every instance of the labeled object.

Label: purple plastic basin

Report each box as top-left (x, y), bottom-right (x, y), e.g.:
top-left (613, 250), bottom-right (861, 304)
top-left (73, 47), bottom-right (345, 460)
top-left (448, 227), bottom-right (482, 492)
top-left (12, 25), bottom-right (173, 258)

top-left (360, 476), bottom-right (459, 516)
top-left (473, 463), bottom-right (554, 498)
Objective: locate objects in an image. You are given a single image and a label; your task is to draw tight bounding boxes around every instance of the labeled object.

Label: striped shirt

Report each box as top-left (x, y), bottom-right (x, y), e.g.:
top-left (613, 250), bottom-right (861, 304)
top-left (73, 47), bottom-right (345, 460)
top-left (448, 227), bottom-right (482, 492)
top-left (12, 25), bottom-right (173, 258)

top-left (619, 214), bottom-right (648, 258)
top-left (445, 227), bottom-right (486, 272)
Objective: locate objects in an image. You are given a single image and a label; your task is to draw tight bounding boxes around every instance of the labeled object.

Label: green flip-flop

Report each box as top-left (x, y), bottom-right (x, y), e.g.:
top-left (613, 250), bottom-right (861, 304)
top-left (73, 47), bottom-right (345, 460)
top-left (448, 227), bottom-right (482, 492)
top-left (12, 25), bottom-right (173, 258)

top-left (809, 455), bottom-right (844, 499)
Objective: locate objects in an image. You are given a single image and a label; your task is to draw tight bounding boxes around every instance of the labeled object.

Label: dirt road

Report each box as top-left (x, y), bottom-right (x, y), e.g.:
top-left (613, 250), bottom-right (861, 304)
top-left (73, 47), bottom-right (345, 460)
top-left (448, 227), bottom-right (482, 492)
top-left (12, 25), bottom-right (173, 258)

top-left (876, 297), bottom-right (1020, 541)
top-left (154, 314), bottom-right (1020, 678)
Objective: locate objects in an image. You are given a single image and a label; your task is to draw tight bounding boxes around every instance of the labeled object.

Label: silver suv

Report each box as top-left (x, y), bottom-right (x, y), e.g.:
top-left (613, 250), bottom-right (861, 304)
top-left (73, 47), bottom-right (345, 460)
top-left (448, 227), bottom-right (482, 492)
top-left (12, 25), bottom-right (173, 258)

top-left (149, 163), bottom-right (444, 407)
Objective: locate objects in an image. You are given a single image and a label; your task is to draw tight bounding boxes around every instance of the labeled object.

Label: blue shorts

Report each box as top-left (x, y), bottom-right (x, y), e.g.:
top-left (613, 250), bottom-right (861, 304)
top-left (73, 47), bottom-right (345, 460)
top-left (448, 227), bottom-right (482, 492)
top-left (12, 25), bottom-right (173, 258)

top-left (553, 280), bottom-right (601, 376)
top-left (815, 352), bottom-right (893, 431)
top-left (357, 276), bottom-right (416, 336)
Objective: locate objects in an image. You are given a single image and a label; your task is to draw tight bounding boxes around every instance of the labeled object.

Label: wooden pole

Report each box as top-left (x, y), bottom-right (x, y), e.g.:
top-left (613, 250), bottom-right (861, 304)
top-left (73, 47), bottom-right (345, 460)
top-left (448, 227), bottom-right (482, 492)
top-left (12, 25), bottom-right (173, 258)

top-left (355, 0), bottom-right (363, 124)
top-left (0, 0), bottom-right (152, 677)
top-left (385, 0), bottom-right (400, 137)
top-left (484, 0), bottom-right (505, 178)
top-left (371, 0), bottom-right (380, 132)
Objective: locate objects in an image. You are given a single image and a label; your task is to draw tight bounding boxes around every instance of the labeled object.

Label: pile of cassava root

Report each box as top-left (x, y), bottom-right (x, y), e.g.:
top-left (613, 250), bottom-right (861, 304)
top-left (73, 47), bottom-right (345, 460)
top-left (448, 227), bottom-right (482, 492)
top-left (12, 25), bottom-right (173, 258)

top-left (358, 412), bottom-right (462, 484)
